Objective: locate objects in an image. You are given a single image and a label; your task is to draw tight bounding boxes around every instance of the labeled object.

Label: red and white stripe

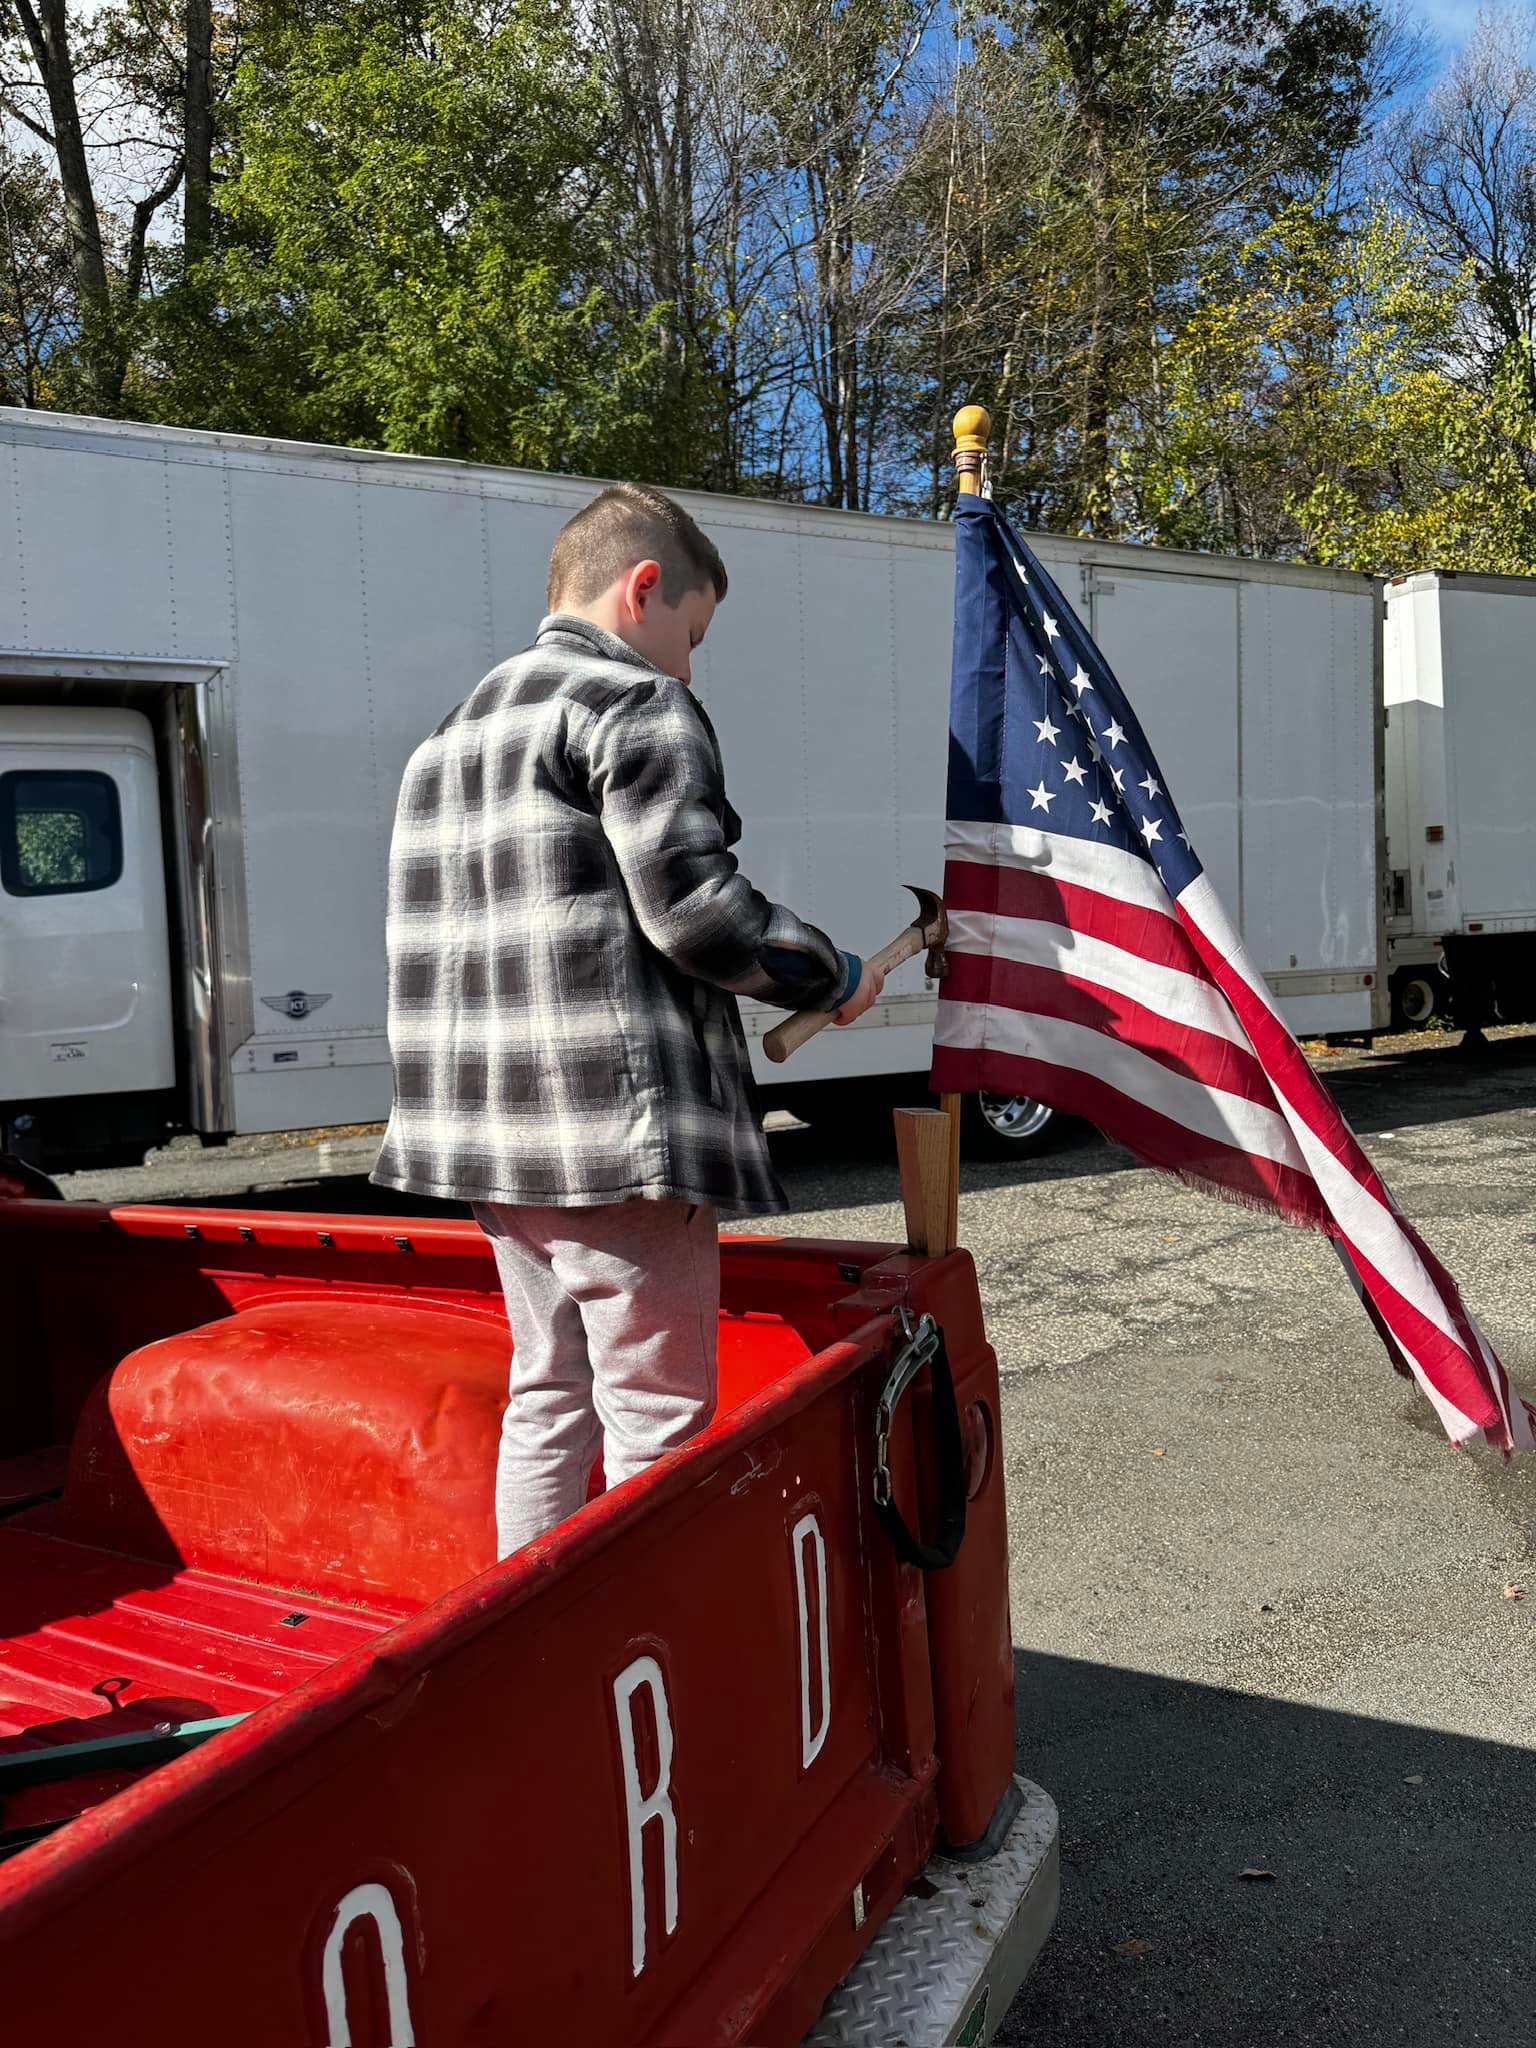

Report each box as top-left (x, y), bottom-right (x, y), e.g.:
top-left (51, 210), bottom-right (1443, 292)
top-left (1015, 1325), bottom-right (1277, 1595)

top-left (932, 819), bottom-right (1534, 1451)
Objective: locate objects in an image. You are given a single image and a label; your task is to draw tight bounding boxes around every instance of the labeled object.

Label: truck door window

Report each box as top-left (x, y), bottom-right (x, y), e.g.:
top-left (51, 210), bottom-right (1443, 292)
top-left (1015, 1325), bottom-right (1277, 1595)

top-left (0, 770), bottom-right (124, 896)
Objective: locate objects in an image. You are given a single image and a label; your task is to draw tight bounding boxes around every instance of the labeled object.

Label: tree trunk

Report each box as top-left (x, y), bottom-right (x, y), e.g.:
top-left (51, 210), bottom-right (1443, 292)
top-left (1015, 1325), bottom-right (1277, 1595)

top-left (1080, 99), bottom-right (1114, 536)
top-left (127, 158), bottom-right (185, 311)
top-left (841, 334), bottom-right (859, 508)
top-left (184, 0), bottom-right (214, 267)
top-left (808, 166), bottom-right (845, 505)
top-left (719, 160), bottom-right (742, 491)
top-left (927, 57), bottom-right (961, 517)
top-left (15, 0), bottom-right (109, 322)
top-left (1050, 8), bottom-right (1116, 536)
top-left (599, 0), bottom-right (710, 476)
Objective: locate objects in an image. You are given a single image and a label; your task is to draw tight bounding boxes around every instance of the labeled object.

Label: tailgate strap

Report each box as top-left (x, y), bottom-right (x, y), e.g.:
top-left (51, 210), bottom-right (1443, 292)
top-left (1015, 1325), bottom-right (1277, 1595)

top-left (872, 1309), bottom-right (967, 1572)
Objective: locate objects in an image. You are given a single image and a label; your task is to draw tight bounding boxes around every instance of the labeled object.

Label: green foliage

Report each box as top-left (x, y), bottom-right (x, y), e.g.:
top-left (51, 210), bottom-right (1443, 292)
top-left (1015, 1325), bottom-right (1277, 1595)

top-left (11, 0), bottom-right (1536, 580)
top-left (951, 0), bottom-right (1382, 532)
top-left (1142, 205), bottom-right (1536, 572)
top-left (137, 0), bottom-right (662, 473)
top-left (1021, 0), bottom-right (1379, 189)
top-left (0, 148), bottom-right (75, 408)
top-left (14, 808), bottom-right (86, 889)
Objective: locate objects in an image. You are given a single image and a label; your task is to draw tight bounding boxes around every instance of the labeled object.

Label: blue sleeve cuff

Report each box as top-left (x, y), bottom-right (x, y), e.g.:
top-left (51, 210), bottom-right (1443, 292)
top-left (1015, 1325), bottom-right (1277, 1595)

top-left (757, 944), bottom-right (864, 1009)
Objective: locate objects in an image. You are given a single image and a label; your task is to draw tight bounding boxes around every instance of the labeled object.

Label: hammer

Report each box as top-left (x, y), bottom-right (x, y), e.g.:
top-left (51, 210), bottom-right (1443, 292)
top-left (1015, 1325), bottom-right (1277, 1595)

top-left (763, 885), bottom-right (948, 1064)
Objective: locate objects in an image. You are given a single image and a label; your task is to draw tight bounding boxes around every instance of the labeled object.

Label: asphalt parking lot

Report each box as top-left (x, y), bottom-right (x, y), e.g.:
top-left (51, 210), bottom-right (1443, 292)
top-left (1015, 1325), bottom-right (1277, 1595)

top-left (54, 1025), bottom-right (1536, 2046)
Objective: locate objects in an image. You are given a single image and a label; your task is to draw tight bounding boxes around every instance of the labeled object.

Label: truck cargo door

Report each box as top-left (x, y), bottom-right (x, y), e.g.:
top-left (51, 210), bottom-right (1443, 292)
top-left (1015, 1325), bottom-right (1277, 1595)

top-left (1087, 568), bottom-right (1242, 916)
top-left (0, 708), bottom-right (174, 1108)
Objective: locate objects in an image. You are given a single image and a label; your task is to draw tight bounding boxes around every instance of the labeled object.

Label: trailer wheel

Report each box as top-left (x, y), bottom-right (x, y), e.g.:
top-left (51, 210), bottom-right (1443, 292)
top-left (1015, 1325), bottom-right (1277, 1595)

top-left (961, 1090), bottom-right (1058, 1160)
top-left (1390, 969), bottom-right (1442, 1032)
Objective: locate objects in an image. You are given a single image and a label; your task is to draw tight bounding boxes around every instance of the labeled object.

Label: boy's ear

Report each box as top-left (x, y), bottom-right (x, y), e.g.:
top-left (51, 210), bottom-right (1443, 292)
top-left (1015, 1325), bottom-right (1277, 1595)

top-left (623, 559), bottom-right (663, 620)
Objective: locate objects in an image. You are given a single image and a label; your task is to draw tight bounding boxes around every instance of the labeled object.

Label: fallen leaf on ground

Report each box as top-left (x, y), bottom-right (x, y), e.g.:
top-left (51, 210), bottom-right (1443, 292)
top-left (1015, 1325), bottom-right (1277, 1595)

top-left (1113, 1938), bottom-right (1154, 1957)
top-left (1237, 1869), bottom-right (1276, 1881)
top-left (1502, 1584), bottom-right (1525, 1601)
top-left (1151, 1447), bottom-right (1166, 1457)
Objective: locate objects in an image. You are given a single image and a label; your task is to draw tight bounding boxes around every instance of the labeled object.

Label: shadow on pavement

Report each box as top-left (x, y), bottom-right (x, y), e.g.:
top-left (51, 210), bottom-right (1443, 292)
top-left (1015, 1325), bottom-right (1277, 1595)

top-left (1000, 1648), bottom-right (1533, 2046)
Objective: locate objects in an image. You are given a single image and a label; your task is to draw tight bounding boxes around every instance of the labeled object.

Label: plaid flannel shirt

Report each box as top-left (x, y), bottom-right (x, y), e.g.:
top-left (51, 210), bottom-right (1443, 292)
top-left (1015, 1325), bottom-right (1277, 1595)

top-left (372, 614), bottom-right (852, 1215)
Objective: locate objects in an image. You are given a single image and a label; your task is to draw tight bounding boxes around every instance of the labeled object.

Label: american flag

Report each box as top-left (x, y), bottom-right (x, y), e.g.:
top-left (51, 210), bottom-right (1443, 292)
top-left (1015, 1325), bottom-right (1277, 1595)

top-left (931, 492), bottom-right (1534, 1452)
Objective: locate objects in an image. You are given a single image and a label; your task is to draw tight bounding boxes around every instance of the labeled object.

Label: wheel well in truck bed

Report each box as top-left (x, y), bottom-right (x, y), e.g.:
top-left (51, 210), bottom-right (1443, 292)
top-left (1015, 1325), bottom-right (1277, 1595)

top-left (0, 1202), bottom-right (852, 1610)
top-left (27, 1297), bottom-right (514, 1609)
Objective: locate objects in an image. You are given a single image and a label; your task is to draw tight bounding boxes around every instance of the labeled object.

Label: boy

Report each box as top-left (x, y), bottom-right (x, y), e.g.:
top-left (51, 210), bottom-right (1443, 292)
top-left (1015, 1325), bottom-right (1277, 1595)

top-left (373, 482), bottom-right (883, 1555)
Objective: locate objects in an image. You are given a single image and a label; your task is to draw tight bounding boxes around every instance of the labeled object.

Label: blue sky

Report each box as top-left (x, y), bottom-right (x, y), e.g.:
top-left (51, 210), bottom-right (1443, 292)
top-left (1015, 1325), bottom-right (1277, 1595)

top-left (1415, 1), bottom-right (1476, 53)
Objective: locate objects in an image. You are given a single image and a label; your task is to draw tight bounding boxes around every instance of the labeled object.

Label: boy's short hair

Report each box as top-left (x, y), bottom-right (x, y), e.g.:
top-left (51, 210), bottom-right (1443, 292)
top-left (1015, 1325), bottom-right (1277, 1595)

top-left (547, 481), bottom-right (728, 610)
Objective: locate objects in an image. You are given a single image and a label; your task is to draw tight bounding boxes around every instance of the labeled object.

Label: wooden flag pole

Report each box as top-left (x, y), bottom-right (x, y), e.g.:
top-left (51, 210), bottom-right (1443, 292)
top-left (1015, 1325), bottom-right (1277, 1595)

top-left (933, 404), bottom-right (994, 1254)
top-left (894, 405), bottom-right (991, 1261)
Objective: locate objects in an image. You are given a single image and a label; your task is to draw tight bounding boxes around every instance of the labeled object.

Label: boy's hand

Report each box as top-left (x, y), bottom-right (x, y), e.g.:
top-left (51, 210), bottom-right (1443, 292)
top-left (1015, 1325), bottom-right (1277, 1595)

top-left (833, 960), bottom-right (885, 1026)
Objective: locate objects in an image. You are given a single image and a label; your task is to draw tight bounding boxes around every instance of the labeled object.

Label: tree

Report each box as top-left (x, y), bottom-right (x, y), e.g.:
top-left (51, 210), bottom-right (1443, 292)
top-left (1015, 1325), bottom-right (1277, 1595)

top-left (744, 0), bottom-right (940, 508)
top-left (0, 0), bottom-right (1524, 570)
top-left (2, 0), bottom-right (120, 403)
top-left (0, 147), bottom-right (74, 405)
top-left (143, 0), bottom-right (660, 470)
top-left (1388, 5), bottom-right (1536, 415)
top-left (0, 147), bottom-right (73, 406)
top-left (868, 22), bottom-right (1091, 519)
top-left (587, 0), bottom-right (719, 482)
top-left (582, 0), bottom-right (806, 494)
top-left (1143, 204), bottom-right (1536, 572)
top-left (917, 0), bottom-right (1384, 534)
top-left (0, 0), bottom-right (243, 407)
top-left (183, 0), bottom-right (214, 265)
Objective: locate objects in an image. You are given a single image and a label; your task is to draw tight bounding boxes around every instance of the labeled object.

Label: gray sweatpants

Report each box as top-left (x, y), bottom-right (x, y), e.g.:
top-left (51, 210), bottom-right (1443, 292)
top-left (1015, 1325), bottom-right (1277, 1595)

top-left (474, 1197), bottom-right (720, 1557)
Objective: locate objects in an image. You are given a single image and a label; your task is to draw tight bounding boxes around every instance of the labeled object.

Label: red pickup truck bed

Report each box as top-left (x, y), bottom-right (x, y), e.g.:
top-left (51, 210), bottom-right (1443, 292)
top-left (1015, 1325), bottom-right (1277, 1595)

top-left (0, 1524), bottom-right (396, 1834)
top-left (0, 1197), bottom-right (1051, 2043)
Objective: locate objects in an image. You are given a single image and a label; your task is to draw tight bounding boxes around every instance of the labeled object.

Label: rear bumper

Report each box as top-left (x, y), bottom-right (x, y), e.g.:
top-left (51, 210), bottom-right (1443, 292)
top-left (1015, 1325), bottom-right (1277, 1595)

top-left (807, 1775), bottom-right (1059, 2046)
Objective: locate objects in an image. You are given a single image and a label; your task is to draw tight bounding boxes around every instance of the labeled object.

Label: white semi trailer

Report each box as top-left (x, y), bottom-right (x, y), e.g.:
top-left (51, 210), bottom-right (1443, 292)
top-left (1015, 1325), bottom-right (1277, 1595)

top-left (0, 411), bottom-right (1385, 1169)
top-left (1384, 570), bottom-right (1536, 1032)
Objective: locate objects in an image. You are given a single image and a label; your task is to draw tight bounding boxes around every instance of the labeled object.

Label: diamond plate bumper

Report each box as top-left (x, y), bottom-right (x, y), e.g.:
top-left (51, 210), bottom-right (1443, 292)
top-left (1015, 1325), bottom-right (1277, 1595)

top-left (805, 1776), bottom-right (1058, 2048)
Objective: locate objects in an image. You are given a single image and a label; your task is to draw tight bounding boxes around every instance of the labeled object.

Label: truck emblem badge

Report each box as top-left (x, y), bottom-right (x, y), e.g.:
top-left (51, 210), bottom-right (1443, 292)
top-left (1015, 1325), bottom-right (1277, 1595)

top-left (261, 990), bottom-right (332, 1021)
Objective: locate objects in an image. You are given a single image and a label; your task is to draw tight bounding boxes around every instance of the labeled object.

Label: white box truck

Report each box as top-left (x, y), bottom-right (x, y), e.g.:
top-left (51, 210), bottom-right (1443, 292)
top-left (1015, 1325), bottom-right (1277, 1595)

top-left (1384, 569), bottom-right (1536, 1032)
top-left (0, 411), bottom-right (1385, 1168)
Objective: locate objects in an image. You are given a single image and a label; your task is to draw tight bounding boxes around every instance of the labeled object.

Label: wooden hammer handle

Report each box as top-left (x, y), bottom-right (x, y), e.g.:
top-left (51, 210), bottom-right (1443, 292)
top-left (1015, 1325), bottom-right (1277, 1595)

top-left (762, 925), bottom-right (926, 1065)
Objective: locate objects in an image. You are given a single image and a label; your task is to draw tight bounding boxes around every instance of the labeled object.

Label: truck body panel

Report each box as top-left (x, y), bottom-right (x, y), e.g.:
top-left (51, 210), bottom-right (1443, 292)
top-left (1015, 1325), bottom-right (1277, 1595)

top-left (1385, 573), bottom-right (1536, 936)
top-left (1091, 563), bottom-right (1383, 1037)
top-left (1384, 572), bottom-right (1536, 1026)
top-left (0, 707), bottom-right (174, 1104)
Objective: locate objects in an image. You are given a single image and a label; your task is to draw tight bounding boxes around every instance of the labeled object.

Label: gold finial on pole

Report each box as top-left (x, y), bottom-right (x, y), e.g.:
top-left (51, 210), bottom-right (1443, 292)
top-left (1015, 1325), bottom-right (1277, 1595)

top-left (952, 405), bottom-right (992, 497)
